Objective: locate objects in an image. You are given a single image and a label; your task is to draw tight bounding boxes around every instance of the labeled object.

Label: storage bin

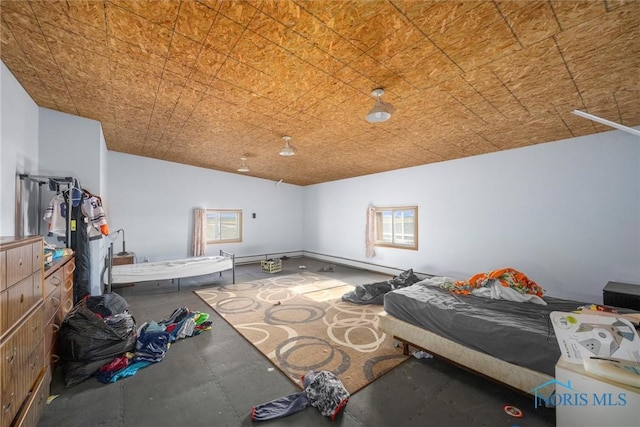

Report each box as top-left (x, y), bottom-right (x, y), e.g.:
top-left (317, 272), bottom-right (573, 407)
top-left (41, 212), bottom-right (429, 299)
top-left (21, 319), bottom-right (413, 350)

top-left (261, 259), bottom-right (282, 274)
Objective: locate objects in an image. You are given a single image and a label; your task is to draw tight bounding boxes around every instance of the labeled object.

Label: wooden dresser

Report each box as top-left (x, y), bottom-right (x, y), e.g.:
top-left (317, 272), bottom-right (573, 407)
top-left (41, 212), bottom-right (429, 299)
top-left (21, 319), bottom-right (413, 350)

top-left (43, 254), bottom-right (75, 372)
top-left (0, 236), bottom-right (49, 427)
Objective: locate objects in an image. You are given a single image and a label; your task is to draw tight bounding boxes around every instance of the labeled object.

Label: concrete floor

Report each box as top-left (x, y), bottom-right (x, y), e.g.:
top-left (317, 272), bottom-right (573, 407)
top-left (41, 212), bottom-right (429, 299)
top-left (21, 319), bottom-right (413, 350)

top-left (39, 257), bottom-right (554, 426)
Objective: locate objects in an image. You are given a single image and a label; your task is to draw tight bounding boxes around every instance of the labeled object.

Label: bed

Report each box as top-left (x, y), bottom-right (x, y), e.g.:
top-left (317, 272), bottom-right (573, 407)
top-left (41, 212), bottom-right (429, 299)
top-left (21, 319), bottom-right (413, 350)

top-left (377, 276), bottom-right (588, 396)
top-left (104, 250), bottom-right (235, 293)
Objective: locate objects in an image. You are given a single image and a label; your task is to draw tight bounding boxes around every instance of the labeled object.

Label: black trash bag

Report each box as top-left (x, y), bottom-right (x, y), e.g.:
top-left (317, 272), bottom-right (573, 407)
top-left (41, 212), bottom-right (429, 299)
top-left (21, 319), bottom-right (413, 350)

top-left (85, 292), bottom-right (129, 317)
top-left (58, 293), bottom-right (136, 388)
top-left (341, 268), bottom-right (421, 305)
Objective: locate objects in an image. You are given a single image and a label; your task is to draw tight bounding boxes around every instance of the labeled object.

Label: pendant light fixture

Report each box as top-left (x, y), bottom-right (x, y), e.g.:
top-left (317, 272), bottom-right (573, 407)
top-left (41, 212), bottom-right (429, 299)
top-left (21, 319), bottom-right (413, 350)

top-left (237, 156), bottom-right (250, 173)
top-left (279, 135), bottom-right (297, 157)
top-left (366, 88), bottom-right (395, 123)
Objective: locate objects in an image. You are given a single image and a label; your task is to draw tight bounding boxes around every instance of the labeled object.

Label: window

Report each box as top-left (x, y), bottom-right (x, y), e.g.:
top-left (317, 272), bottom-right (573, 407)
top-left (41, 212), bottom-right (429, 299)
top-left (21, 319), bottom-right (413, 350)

top-left (375, 206), bottom-right (418, 250)
top-left (206, 209), bottom-right (242, 243)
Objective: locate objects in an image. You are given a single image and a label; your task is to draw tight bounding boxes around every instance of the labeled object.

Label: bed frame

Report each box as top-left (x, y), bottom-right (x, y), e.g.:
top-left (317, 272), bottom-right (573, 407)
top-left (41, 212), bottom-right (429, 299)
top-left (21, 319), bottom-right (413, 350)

top-left (104, 248), bottom-right (235, 293)
top-left (377, 311), bottom-right (555, 397)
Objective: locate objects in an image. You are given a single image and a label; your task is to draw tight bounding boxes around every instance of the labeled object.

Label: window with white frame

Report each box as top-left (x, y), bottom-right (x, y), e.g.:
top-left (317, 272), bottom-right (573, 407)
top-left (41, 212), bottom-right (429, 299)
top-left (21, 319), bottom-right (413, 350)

top-left (374, 206), bottom-right (418, 250)
top-left (206, 209), bottom-right (242, 243)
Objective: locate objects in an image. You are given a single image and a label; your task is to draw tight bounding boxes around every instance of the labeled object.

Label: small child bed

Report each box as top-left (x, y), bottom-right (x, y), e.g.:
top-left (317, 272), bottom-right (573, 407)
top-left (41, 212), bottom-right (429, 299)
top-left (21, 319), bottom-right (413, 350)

top-left (104, 250), bottom-right (235, 293)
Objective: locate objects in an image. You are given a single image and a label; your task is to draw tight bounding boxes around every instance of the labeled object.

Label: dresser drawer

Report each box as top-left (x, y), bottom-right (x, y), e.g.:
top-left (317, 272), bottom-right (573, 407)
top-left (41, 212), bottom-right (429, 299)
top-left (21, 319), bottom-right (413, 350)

top-left (44, 321), bottom-right (58, 360)
top-left (62, 271), bottom-right (74, 304)
top-left (44, 269), bottom-right (63, 299)
top-left (25, 340), bottom-right (45, 395)
top-left (31, 241), bottom-right (43, 275)
top-left (1, 382), bottom-right (20, 427)
top-left (56, 295), bottom-right (74, 325)
top-left (0, 304), bottom-right (44, 423)
top-left (6, 276), bottom-right (36, 328)
top-left (13, 366), bottom-right (51, 427)
top-left (5, 245), bottom-right (34, 287)
top-left (44, 286), bottom-right (61, 325)
top-left (1, 332), bottom-right (29, 422)
top-left (1, 341), bottom-right (45, 427)
top-left (63, 258), bottom-right (75, 280)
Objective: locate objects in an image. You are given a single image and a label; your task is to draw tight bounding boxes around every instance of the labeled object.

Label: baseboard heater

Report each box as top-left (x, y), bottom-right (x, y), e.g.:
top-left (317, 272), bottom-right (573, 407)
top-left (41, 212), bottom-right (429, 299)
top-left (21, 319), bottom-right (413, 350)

top-left (234, 250), bottom-right (433, 279)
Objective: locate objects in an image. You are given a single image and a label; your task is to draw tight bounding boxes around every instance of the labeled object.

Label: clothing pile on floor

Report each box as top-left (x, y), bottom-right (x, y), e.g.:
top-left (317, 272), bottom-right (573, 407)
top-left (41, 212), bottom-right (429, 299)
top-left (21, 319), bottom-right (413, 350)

top-left (97, 307), bottom-right (213, 384)
top-left (58, 293), bottom-right (212, 387)
top-left (252, 370), bottom-right (349, 422)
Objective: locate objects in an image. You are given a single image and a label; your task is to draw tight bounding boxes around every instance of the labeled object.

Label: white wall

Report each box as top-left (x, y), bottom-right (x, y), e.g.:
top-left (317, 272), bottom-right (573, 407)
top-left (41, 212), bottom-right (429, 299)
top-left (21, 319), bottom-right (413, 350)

top-left (304, 130), bottom-right (640, 303)
top-left (38, 108), bottom-right (104, 193)
top-left (106, 151), bottom-right (304, 262)
top-left (0, 62), bottom-right (39, 236)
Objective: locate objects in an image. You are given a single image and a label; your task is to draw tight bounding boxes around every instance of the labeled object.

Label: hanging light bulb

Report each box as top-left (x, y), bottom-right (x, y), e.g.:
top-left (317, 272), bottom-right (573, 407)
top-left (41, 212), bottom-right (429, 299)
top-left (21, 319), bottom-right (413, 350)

top-left (237, 156), bottom-right (250, 172)
top-left (366, 88), bottom-right (395, 123)
top-left (279, 135), bottom-right (297, 156)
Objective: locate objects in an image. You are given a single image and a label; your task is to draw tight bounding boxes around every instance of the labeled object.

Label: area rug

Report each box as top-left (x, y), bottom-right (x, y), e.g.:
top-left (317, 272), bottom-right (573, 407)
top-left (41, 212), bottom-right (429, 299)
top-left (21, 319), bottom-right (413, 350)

top-left (194, 272), bottom-right (409, 394)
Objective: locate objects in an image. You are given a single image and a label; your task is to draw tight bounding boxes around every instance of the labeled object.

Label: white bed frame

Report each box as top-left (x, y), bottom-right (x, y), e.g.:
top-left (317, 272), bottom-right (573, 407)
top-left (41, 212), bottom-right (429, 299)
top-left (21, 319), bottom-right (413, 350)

top-left (377, 311), bottom-right (555, 396)
top-left (104, 248), bottom-right (235, 293)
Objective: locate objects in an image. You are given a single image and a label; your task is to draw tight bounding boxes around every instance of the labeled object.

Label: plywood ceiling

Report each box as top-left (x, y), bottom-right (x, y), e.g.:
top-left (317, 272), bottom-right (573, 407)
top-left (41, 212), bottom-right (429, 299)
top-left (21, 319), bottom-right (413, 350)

top-left (1, 1), bottom-right (638, 186)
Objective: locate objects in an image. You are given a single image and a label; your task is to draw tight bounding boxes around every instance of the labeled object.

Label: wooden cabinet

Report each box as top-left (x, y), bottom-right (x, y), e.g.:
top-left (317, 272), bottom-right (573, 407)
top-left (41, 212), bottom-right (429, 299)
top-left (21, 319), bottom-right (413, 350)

top-left (43, 255), bottom-right (75, 371)
top-left (112, 254), bottom-right (134, 266)
top-left (0, 236), bottom-right (48, 427)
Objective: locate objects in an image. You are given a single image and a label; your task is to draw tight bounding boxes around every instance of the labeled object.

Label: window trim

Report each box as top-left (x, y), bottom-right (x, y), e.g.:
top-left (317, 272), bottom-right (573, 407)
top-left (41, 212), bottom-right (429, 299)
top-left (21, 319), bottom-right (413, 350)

top-left (374, 205), bottom-right (418, 250)
top-left (205, 209), bottom-right (243, 244)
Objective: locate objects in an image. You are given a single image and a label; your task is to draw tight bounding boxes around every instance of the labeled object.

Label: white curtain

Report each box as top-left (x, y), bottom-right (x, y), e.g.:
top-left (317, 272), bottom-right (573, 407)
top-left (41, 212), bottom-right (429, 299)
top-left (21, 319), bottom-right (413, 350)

top-left (365, 205), bottom-right (376, 258)
top-left (192, 208), bottom-right (206, 257)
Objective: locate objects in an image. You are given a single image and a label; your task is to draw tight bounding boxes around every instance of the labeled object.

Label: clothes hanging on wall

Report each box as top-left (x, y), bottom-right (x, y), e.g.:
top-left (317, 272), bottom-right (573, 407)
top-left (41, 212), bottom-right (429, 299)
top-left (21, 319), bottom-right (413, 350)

top-left (44, 189), bottom-right (110, 241)
top-left (82, 191), bottom-right (109, 240)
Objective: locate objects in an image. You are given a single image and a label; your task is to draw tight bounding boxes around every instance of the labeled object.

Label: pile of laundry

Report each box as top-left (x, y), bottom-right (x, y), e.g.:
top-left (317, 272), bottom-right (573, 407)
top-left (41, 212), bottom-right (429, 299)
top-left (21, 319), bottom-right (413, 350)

top-left (97, 306), bottom-right (212, 384)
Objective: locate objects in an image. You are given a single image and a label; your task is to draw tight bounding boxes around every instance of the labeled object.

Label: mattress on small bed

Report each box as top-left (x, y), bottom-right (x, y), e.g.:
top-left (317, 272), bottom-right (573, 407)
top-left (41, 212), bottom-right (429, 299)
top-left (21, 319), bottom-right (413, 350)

top-left (111, 255), bottom-right (233, 284)
top-left (383, 280), bottom-right (585, 376)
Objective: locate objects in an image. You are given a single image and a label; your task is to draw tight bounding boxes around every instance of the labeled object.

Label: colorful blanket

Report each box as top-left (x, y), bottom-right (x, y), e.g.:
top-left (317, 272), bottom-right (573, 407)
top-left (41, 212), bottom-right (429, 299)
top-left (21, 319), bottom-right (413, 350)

top-left (440, 268), bottom-right (545, 301)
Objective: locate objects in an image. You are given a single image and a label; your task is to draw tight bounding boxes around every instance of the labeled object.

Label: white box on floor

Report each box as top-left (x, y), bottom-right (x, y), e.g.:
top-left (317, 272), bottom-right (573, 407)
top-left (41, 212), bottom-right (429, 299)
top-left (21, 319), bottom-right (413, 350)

top-left (555, 356), bottom-right (640, 427)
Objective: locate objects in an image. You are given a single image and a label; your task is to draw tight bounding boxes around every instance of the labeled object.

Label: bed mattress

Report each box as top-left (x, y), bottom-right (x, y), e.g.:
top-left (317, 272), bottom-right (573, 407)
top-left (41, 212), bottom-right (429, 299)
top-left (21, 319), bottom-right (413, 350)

top-left (110, 255), bottom-right (233, 284)
top-left (383, 280), bottom-right (584, 376)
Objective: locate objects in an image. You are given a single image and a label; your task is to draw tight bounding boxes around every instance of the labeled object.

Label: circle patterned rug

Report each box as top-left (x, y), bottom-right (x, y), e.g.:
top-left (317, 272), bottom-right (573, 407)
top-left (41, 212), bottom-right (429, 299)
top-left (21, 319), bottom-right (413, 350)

top-left (194, 272), bottom-right (409, 394)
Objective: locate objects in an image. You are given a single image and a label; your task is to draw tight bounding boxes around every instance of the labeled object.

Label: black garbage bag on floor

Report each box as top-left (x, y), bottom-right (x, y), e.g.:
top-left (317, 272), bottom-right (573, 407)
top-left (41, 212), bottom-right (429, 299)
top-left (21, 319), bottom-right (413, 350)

top-left (341, 268), bottom-right (421, 305)
top-left (58, 293), bottom-right (136, 388)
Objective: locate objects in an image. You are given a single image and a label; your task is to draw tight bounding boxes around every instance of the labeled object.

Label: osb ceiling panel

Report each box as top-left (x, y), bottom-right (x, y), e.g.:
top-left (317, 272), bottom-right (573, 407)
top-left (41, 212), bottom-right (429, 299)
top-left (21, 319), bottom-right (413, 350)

top-left (1, 0), bottom-right (639, 186)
